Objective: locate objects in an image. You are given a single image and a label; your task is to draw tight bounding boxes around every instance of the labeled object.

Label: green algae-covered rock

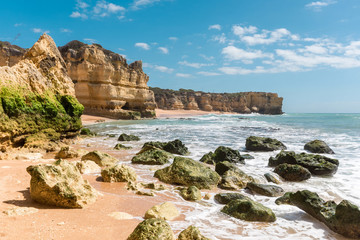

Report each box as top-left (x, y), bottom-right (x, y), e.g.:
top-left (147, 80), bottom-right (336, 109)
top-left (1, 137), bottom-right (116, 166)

top-left (216, 161), bottom-right (253, 190)
top-left (178, 225), bottom-right (210, 240)
top-left (80, 128), bottom-right (95, 136)
top-left (275, 192), bottom-right (292, 205)
top-left (304, 140), bottom-right (335, 154)
top-left (132, 146), bottom-right (173, 165)
top-left (127, 218), bottom-right (175, 240)
top-left (180, 186), bottom-right (202, 201)
top-left (264, 173), bottom-right (281, 184)
top-left (213, 146), bottom-right (245, 164)
top-left (284, 190), bottom-right (360, 239)
top-left (221, 199), bottom-right (276, 222)
top-left (81, 150), bottom-right (118, 167)
top-left (269, 151), bottom-right (339, 176)
top-left (26, 160), bottom-right (98, 208)
top-left (118, 133), bottom-right (140, 141)
top-left (199, 151), bottom-right (215, 165)
top-left (154, 157), bottom-right (220, 189)
top-left (143, 139), bottom-right (189, 155)
top-left (246, 182), bottom-right (284, 197)
top-left (144, 202), bottom-right (180, 221)
top-left (274, 163), bottom-right (311, 181)
top-left (246, 136), bottom-right (286, 152)
top-left (114, 143), bottom-right (132, 150)
top-left (214, 193), bottom-right (250, 205)
top-left (101, 164), bottom-right (137, 183)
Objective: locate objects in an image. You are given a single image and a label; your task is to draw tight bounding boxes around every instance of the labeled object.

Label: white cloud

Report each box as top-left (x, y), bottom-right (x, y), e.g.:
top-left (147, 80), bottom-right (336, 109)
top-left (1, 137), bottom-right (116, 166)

top-left (93, 1), bottom-right (125, 17)
top-left (61, 28), bottom-right (72, 33)
top-left (306, 1), bottom-right (337, 11)
top-left (344, 41), bottom-right (360, 57)
top-left (155, 65), bottom-right (174, 73)
top-left (199, 54), bottom-right (214, 61)
top-left (84, 38), bottom-right (97, 43)
top-left (132, 0), bottom-right (161, 10)
top-left (219, 66), bottom-right (268, 75)
top-left (70, 11), bottom-right (88, 19)
top-left (241, 28), bottom-right (293, 45)
top-left (158, 47), bottom-right (169, 54)
top-left (32, 28), bottom-right (50, 34)
top-left (209, 24), bottom-right (221, 31)
top-left (197, 71), bottom-right (221, 76)
top-left (169, 37), bottom-right (178, 41)
top-left (178, 61), bottom-right (213, 68)
top-left (176, 73), bottom-right (192, 78)
top-left (77, 0), bottom-right (89, 9)
top-left (142, 62), bottom-right (153, 68)
top-left (232, 25), bottom-right (257, 36)
top-left (14, 23), bottom-right (22, 27)
top-left (135, 42), bottom-right (150, 50)
top-left (222, 46), bottom-right (273, 62)
top-left (213, 33), bottom-right (227, 44)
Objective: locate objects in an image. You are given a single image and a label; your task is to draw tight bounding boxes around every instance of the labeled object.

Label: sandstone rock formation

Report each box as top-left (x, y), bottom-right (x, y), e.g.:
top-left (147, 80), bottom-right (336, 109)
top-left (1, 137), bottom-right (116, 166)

top-left (0, 41), bottom-right (26, 67)
top-left (151, 87), bottom-right (283, 114)
top-left (59, 41), bottom-right (156, 119)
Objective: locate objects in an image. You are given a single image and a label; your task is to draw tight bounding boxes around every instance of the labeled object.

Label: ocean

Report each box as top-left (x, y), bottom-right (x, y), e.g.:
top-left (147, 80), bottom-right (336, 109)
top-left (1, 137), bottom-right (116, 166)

top-left (85, 113), bottom-right (360, 240)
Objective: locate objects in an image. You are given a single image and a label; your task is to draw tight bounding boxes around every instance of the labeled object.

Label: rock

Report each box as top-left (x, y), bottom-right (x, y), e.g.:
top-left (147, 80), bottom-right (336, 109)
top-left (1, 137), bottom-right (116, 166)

top-left (154, 157), bottom-right (221, 189)
top-left (55, 146), bottom-right (79, 159)
top-left (274, 163), bottom-right (311, 181)
top-left (141, 182), bottom-right (166, 191)
top-left (216, 162), bottom-right (253, 190)
top-left (199, 151), bottom-right (215, 165)
top-left (143, 139), bottom-right (189, 155)
top-left (81, 150), bottom-right (118, 167)
top-left (118, 133), bottom-right (140, 141)
top-left (214, 193), bottom-right (250, 204)
top-left (203, 193), bottom-right (211, 200)
top-left (144, 202), bottom-right (180, 220)
top-left (221, 199), bottom-right (276, 222)
top-left (101, 164), bottom-right (137, 182)
top-left (127, 218), bottom-right (175, 240)
top-left (304, 140), bottom-right (335, 154)
top-left (284, 190), bottom-right (360, 239)
top-left (132, 146), bottom-right (173, 165)
top-left (246, 136), bottom-right (287, 151)
top-left (213, 146), bottom-right (245, 164)
top-left (246, 182), bottom-right (284, 197)
top-left (136, 190), bottom-right (155, 196)
top-left (178, 225), bottom-right (210, 240)
top-left (241, 154), bottom-right (255, 159)
top-left (275, 192), bottom-right (292, 205)
top-left (26, 160), bottom-right (98, 208)
top-left (76, 160), bottom-right (101, 174)
top-left (179, 186), bottom-right (202, 201)
top-left (114, 143), bottom-right (132, 150)
top-left (264, 173), bottom-right (280, 184)
top-left (80, 128), bottom-right (95, 136)
top-left (269, 151), bottom-right (339, 176)
top-left (3, 207), bottom-right (38, 216)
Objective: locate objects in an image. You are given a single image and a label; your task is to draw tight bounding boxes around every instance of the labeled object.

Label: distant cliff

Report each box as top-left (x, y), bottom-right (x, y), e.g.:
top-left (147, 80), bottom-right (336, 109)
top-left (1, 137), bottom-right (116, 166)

top-left (150, 88), bottom-right (283, 115)
top-left (59, 41), bottom-right (156, 119)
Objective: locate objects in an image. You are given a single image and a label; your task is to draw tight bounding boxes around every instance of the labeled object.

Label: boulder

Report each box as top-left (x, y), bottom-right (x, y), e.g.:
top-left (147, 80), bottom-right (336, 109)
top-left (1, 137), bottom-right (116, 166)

top-left (214, 193), bottom-right (250, 204)
top-left (101, 164), bottom-right (137, 182)
top-left (55, 146), bottom-right (79, 159)
top-left (141, 182), bottom-right (166, 191)
top-left (216, 162), bottom-right (253, 190)
top-left (118, 133), bottom-right (140, 141)
top-left (81, 150), bottom-right (118, 167)
top-left (132, 146), bottom-right (173, 165)
top-left (76, 160), bottom-right (101, 174)
top-left (144, 202), bottom-right (180, 221)
top-left (245, 136), bottom-right (286, 151)
top-left (213, 146), bottom-right (245, 164)
top-left (179, 186), bottom-right (202, 201)
top-left (127, 218), bottom-right (175, 240)
top-left (246, 182), bottom-right (284, 197)
top-left (264, 173), bottom-right (280, 184)
top-left (143, 139), bottom-right (189, 155)
top-left (275, 192), bottom-right (292, 205)
top-left (26, 160), bottom-right (98, 208)
top-left (114, 143), bottom-right (132, 150)
top-left (80, 128), bottom-right (95, 136)
top-left (178, 225), bottom-right (210, 240)
top-left (282, 190), bottom-right (360, 239)
top-left (274, 163), bottom-right (311, 181)
top-left (154, 157), bottom-right (220, 189)
top-left (221, 199), bottom-right (276, 222)
top-left (199, 151), bottom-right (215, 165)
top-left (304, 140), bottom-right (335, 154)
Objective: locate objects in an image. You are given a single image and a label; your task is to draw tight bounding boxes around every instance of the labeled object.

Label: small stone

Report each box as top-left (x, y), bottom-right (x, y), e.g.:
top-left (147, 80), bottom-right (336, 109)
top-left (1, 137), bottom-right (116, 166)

top-left (144, 202), bottom-right (180, 220)
top-left (3, 207), bottom-right (38, 216)
top-left (264, 173), bottom-right (281, 184)
top-left (101, 164), bottom-right (137, 183)
top-left (246, 182), bottom-right (284, 197)
top-left (179, 186), bottom-right (202, 201)
top-left (203, 193), bottom-right (211, 200)
top-left (118, 133), bottom-right (140, 141)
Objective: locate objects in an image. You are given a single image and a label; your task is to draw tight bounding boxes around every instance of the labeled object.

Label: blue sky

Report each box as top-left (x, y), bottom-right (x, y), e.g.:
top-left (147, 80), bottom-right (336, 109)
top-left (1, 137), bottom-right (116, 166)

top-left (1, 0), bottom-right (360, 113)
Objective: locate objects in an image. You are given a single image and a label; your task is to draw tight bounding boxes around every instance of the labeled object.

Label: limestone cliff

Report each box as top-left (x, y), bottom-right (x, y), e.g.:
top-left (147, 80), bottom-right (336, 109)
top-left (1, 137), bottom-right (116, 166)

top-left (0, 34), bottom-right (83, 149)
top-left (150, 88), bottom-right (283, 114)
top-left (59, 41), bottom-right (156, 119)
top-left (0, 41), bottom-right (26, 67)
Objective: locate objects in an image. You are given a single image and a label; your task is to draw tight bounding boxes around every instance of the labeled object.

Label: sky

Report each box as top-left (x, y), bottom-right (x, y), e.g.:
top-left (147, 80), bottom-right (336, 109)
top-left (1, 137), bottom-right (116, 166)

top-left (1, 0), bottom-right (360, 113)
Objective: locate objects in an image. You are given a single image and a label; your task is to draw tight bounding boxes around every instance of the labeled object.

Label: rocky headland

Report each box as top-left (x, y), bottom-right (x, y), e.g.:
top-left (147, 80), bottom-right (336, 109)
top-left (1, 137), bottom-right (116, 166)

top-left (150, 87), bottom-right (283, 114)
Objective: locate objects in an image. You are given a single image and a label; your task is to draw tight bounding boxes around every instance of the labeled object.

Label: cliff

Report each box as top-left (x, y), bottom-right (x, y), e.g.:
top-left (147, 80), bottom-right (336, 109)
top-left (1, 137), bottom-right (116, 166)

top-left (59, 41), bottom-right (156, 119)
top-left (150, 88), bottom-right (283, 115)
top-left (0, 34), bottom-right (83, 150)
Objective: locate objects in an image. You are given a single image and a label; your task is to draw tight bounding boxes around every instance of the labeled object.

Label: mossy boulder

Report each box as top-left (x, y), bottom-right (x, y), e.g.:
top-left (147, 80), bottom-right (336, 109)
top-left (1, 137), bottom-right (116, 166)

top-left (246, 182), bottom-right (284, 197)
top-left (304, 140), bottom-right (335, 154)
top-left (144, 202), bottom-right (180, 221)
top-left (59, 95), bottom-right (84, 117)
top-left (214, 193), bottom-right (250, 204)
top-left (199, 151), bottom-right (215, 165)
top-left (221, 199), bottom-right (276, 222)
top-left (101, 164), bottom-right (137, 182)
top-left (281, 190), bottom-right (360, 239)
top-left (26, 160), bottom-right (98, 208)
top-left (143, 139), bottom-right (189, 155)
top-left (179, 186), bottom-right (202, 201)
top-left (154, 157), bottom-right (220, 189)
top-left (178, 225), bottom-right (210, 240)
top-left (132, 146), bottom-right (173, 165)
top-left (216, 161), bottom-right (253, 190)
top-left (55, 146), bottom-right (79, 159)
top-left (114, 143), bottom-right (132, 150)
top-left (80, 128), bottom-right (95, 136)
top-left (245, 136), bottom-right (286, 152)
top-left (275, 192), bottom-right (292, 205)
top-left (200, 146), bottom-right (245, 165)
top-left (269, 151), bottom-right (339, 176)
top-left (118, 133), bottom-right (140, 141)
top-left (264, 173), bottom-right (280, 184)
top-left (127, 218), bottom-right (175, 240)
top-left (81, 150), bottom-right (118, 167)
top-left (274, 163), bottom-right (311, 181)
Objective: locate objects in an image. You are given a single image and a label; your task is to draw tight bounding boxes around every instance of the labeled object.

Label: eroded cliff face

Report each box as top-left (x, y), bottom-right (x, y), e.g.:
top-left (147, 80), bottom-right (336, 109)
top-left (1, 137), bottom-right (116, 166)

top-left (59, 41), bottom-right (156, 119)
top-left (0, 41), bottom-right (26, 67)
top-left (151, 88), bottom-right (283, 114)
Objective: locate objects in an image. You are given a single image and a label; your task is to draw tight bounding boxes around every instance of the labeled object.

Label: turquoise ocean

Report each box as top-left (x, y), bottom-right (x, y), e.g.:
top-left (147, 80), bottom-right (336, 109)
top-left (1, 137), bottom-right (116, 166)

top-left (86, 113), bottom-right (360, 240)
